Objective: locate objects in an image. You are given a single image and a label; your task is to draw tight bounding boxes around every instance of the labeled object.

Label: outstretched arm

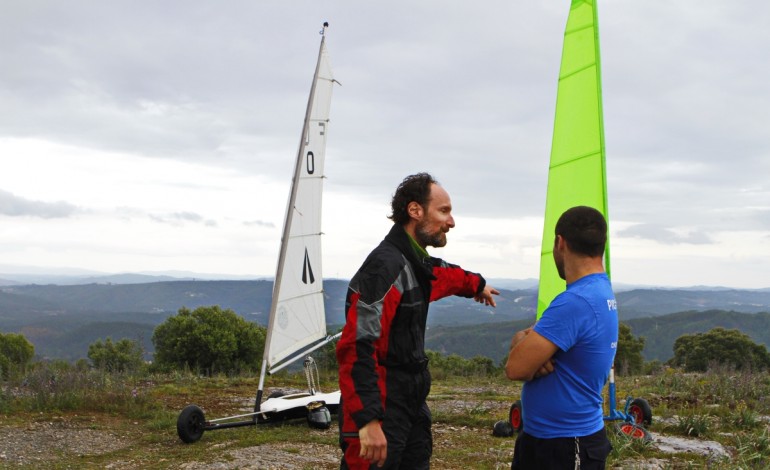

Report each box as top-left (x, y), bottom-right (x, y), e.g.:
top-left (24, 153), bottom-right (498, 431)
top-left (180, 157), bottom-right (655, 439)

top-left (474, 285), bottom-right (499, 307)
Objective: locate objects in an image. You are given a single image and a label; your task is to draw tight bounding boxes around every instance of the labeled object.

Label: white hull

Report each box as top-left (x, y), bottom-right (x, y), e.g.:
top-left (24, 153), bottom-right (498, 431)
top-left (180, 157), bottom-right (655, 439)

top-left (259, 390), bottom-right (340, 418)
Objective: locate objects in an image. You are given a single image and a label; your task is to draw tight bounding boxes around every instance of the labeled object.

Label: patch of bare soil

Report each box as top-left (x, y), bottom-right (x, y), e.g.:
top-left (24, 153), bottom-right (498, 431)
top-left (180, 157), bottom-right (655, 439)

top-left (180, 442), bottom-right (340, 470)
top-left (0, 419), bottom-right (132, 466)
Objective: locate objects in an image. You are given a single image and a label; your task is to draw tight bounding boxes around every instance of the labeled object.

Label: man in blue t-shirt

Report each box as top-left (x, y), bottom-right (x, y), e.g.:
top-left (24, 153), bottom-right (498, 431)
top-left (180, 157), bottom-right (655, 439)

top-left (505, 206), bottom-right (618, 469)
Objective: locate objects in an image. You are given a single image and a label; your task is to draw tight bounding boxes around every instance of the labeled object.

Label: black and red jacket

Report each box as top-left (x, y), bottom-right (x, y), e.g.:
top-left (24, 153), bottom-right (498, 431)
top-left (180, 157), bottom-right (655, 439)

top-left (336, 223), bottom-right (486, 429)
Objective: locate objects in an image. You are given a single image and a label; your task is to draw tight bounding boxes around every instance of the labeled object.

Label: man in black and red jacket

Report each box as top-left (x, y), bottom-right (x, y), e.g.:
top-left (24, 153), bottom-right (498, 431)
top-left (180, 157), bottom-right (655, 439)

top-left (336, 173), bottom-right (499, 469)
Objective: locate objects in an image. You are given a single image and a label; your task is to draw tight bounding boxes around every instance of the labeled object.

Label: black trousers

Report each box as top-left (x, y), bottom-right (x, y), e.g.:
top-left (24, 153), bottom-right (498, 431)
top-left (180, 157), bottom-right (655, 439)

top-left (340, 368), bottom-right (432, 470)
top-left (511, 427), bottom-right (612, 470)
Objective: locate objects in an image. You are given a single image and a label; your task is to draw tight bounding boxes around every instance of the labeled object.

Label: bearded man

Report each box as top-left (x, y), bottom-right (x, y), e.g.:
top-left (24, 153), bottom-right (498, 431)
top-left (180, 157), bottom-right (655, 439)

top-left (336, 172), bottom-right (499, 469)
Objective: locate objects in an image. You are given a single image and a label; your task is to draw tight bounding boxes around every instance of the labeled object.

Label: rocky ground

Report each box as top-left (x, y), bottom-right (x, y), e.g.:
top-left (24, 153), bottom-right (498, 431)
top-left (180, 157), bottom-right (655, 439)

top-left (0, 418), bottom-right (339, 469)
top-left (0, 412), bottom-right (738, 469)
top-left (2, 381), bottom-right (760, 469)
top-left (0, 418), bottom-right (134, 468)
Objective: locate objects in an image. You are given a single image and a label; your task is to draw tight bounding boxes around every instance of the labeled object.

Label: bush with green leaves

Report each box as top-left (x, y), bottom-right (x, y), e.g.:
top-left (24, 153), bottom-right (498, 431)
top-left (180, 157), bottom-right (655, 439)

top-left (426, 350), bottom-right (497, 378)
top-left (152, 305), bottom-right (266, 375)
top-left (88, 337), bottom-right (145, 373)
top-left (0, 332), bottom-right (35, 379)
top-left (669, 327), bottom-right (770, 372)
top-left (615, 323), bottom-right (646, 376)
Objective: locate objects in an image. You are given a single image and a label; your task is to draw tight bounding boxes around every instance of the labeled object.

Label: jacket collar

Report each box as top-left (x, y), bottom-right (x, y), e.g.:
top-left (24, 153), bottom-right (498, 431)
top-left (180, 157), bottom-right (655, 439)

top-left (385, 224), bottom-right (435, 279)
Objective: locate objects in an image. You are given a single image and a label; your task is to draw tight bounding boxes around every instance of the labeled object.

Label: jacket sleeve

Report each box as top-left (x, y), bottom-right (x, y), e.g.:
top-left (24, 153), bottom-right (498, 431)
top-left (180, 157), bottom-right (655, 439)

top-left (336, 262), bottom-right (401, 429)
top-left (428, 258), bottom-right (486, 302)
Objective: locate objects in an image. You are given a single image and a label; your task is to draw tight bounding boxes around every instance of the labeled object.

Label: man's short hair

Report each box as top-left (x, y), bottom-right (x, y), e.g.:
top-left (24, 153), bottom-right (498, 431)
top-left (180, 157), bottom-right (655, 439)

top-left (388, 173), bottom-right (437, 225)
top-left (555, 206), bottom-right (607, 257)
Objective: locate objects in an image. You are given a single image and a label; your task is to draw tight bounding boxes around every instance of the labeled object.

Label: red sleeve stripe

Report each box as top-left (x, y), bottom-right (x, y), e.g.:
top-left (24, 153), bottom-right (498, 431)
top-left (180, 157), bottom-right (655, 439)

top-left (430, 264), bottom-right (481, 301)
top-left (337, 291), bottom-right (366, 417)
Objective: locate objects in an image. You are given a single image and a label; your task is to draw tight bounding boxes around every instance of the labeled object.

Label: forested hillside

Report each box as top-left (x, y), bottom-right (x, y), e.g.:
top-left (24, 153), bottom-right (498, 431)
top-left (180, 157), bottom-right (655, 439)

top-left (1, 279), bottom-right (769, 361)
top-left (624, 310), bottom-right (770, 362)
top-left (425, 310), bottom-right (770, 363)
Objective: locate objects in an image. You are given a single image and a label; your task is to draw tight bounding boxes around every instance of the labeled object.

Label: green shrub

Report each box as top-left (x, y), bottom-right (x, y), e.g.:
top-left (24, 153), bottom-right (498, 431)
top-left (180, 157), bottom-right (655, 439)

top-left (0, 332), bottom-right (34, 379)
top-left (152, 305), bottom-right (266, 375)
top-left (615, 323), bottom-right (645, 376)
top-left (88, 337), bottom-right (145, 373)
top-left (669, 328), bottom-right (770, 372)
top-left (426, 350), bottom-right (499, 378)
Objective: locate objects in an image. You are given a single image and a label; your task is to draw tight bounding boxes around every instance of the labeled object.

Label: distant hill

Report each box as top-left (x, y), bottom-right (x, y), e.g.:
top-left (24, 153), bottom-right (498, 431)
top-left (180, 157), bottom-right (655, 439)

top-left (616, 288), bottom-right (770, 318)
top-left (425, 318), bottom-right (534, 365)
top-left (2, 279), bottom-right (770, 361)
top-left (1, 280), bottom-right (275, 316)
top-left (624, 310), bottom-right (770, 362)
top-left (425, 310), bottom-right (770, 364)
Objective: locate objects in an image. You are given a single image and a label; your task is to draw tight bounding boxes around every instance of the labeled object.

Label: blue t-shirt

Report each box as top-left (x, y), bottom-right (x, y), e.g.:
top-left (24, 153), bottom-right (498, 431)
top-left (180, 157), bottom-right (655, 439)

top-left (521, 273), bottom-right (618, 438)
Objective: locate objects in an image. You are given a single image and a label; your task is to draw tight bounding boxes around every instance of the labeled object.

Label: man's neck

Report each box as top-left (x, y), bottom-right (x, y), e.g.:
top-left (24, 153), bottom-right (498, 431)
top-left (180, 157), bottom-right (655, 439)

top-left (405, 230), bottom-right (429, 260)
top-left (565, 257), bottom-right (605, 284)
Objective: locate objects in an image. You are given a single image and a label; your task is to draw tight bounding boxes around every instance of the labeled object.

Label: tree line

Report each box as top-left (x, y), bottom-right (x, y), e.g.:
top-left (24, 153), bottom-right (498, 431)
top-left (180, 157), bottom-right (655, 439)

top-left (2, 305), bottom-right (770, 378)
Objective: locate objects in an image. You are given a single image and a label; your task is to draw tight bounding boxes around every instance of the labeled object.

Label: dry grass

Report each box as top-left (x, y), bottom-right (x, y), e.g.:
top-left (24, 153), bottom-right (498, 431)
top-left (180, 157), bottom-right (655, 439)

top-left (1, 367), bottom-right (769, 468)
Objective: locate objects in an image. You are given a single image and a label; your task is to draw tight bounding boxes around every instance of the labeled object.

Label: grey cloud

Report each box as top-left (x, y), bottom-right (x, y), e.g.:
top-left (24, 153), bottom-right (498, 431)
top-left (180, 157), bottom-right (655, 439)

top-left (2, 1), bottom-right (770, 235)
top-left (244, 220), bottom-right (275, 228)
top-left (618, 223), bottom-right (712, 245)
top-left (0, 189), bottom-right (77, 218)
top-left (149, 211), bottom-right (217, 227)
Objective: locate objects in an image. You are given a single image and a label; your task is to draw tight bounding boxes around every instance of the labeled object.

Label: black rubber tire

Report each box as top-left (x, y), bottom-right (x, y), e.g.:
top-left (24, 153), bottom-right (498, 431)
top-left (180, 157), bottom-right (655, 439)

top-left (492, 420), bottom-right (514, 437)
top-left (509, 400), bottom-right (523, 433)
top-left (177, 404), bottom-right (206, 444)
top-left (615, 422), bottom-right (652, 442)
top-left (628, 397), bottom-right (653, 426)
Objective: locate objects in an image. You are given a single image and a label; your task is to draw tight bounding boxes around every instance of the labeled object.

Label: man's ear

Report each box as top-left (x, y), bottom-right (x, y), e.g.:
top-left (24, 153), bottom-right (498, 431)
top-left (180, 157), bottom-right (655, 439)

top-left (407, 201), bottom-right (423, 221)
top-left (554, 234), bottom-right (567, 251)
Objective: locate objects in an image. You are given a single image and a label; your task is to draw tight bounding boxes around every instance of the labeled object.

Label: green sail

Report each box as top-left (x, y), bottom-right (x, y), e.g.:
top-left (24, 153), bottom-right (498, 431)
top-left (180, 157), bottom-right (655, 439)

top-left (537, 0), bottom-right (610, 319)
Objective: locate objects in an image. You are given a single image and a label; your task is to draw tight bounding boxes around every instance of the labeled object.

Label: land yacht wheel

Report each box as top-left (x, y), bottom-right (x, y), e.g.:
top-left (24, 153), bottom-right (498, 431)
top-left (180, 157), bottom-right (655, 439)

top-left (509, 400), bottom-right (523, 433)
top-left (615, 422), bottom-right (651, 442)
top-left (628, 398), bottom-right (652, 426)
top-left (177, 405), bottom-right (206, 443)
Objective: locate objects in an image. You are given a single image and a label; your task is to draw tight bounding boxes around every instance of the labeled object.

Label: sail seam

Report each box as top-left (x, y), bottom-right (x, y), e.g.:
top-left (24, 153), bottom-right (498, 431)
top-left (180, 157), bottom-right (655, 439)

top-left (559, 62), bottom-right (595, 81)
top-left (549, 150), bottom-right (601, 170)
top-left (279, 291), bottom-right (324, 302)
top-left (565, 23), bottom-right (593, 37)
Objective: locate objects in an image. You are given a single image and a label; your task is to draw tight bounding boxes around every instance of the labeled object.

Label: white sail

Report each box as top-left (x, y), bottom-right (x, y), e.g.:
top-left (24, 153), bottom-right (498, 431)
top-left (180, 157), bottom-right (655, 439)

top-left (263, 31), bottom-right (335, 374)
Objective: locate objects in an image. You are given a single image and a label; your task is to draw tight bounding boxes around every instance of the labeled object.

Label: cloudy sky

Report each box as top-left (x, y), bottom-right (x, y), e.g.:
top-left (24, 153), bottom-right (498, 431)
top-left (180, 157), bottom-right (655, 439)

top-left (1, 1), bottom-right (768, 288)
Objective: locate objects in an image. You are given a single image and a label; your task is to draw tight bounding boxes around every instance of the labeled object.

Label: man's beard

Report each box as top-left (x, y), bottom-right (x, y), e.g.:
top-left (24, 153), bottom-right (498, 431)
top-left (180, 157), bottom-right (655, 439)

top-left (415, 222), bottom-right (447, 248)
top-left (554, 253), bottom-right (566, 280)
top-left (556, 261), bottom-right (566, 281)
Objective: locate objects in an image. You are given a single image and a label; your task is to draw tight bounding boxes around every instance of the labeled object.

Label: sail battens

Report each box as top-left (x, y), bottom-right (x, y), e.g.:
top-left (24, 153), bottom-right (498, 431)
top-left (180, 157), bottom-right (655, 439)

top-left (287, 232), bottom-right (324, 239)
top-left (564, 22), bottom-right (594, 36)
top-left (548, 150), bottom-right (601, 170)
top-left (537, 0), bottom-right (609, 318)
top-left (558, 62), bottom-right (596, 81)
top-left (277, 290), bottom-right (326, 303)
top-left (261, 32), bottom-right (336, 373)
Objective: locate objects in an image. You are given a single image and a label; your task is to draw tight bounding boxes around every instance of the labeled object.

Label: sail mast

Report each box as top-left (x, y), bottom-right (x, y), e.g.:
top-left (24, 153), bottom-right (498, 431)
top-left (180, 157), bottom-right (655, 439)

top-left (257, 23), bottom-right (331, 406)
top-left (537, 0), bottom-right (610, 318)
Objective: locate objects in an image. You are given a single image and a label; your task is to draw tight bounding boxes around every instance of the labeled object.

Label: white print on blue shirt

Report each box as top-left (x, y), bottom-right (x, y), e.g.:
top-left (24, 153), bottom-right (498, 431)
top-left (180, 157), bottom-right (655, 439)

top-left (608, 299), bottom-right (618, 349)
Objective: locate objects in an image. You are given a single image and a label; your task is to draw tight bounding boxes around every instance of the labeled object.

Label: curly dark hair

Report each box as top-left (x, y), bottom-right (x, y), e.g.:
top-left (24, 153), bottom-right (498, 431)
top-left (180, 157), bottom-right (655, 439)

top-left (554, 206), bottom-right (607, 257)
top-left (388, 173), bottom-right (438, 225)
